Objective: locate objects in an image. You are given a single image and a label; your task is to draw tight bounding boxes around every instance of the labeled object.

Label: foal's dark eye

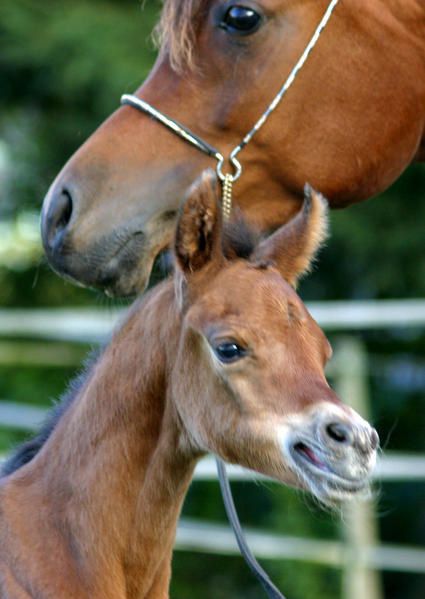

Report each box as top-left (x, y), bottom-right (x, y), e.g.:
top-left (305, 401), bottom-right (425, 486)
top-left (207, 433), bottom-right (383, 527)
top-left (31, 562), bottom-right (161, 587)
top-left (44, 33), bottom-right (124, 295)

top-left (214, 342), bottom-right (247, 363)
top-left (220, 5), bottom-right (263, 35)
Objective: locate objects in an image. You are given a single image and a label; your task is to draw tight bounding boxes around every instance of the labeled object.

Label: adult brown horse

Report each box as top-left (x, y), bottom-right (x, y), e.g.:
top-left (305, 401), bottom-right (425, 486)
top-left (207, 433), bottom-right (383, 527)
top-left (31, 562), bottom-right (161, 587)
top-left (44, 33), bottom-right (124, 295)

top-left (1, 173), bottom-right (378, 598)
top-left (41, 0), bottom-right (425, 296)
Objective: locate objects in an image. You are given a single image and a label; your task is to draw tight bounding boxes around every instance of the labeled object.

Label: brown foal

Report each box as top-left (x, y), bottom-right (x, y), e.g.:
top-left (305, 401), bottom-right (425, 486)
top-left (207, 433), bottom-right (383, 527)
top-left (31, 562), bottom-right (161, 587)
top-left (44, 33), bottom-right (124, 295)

top-left (1, 173), bottom-right (378, 598)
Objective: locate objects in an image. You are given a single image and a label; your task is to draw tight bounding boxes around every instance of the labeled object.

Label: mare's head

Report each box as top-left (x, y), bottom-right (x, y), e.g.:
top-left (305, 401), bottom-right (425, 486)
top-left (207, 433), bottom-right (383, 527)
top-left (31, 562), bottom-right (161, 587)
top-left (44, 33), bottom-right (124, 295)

top-left (171, 171), bottom-right (378, 503)
top-left (40, 0), bottom-right (425, 296)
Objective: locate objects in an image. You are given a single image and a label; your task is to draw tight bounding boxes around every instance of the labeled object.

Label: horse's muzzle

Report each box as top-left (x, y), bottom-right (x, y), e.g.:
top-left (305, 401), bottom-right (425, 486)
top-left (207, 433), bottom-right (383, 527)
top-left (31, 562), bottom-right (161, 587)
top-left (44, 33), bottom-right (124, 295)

top-left (41, 204), bottom-right (149, 297)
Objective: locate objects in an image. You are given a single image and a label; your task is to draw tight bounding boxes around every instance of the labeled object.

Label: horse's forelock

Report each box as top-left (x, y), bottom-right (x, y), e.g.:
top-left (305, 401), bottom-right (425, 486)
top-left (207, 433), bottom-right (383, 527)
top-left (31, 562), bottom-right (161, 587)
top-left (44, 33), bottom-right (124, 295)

top-left (155, 0), bottom-right (209, 72)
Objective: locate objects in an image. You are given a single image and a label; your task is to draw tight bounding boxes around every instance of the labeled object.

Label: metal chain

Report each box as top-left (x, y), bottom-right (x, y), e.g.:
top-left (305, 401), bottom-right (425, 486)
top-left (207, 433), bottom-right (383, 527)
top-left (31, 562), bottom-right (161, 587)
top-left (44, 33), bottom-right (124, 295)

top-left (221, 174), bottom-right (233, 221)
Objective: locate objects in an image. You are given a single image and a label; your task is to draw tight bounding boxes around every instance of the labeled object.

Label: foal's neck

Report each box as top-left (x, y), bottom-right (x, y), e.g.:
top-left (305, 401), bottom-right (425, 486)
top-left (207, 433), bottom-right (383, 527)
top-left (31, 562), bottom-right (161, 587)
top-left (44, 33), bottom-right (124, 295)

top-left (22, 283), bottom-right (195, 598)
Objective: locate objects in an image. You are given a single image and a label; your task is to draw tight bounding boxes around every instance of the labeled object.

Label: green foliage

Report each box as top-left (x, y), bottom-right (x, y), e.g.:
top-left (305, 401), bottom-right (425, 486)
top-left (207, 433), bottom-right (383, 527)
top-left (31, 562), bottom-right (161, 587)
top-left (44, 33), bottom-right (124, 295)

top-left (0, 0), bottom-right (159, 304)
top-left (0, 0), bottom-right (159, 216)
top-left (171, 551), bottom-right (341, 599)
top-left (301, 164), bottom-right (425, 301)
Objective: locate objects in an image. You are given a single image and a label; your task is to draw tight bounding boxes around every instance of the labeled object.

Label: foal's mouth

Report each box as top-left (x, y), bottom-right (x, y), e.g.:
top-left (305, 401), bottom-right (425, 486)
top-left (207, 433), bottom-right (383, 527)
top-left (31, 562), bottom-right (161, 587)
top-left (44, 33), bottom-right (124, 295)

top-left (289, 439), bottom-right (372, 503)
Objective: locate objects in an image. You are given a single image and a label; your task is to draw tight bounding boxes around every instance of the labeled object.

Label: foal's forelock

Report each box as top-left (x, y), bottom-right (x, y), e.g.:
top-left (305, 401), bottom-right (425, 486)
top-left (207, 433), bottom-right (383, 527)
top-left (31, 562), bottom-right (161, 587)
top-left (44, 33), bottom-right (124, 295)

top-left (155, 0), bottom-right (208, 71)
top-left (222, 214), bottom-right (260, 260)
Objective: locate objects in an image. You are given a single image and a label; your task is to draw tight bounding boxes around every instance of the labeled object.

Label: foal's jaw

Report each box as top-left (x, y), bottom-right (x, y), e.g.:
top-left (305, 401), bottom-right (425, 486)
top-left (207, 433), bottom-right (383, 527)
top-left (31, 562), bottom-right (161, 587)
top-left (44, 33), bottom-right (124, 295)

top-left (279, 404), bottom-right (379, 504)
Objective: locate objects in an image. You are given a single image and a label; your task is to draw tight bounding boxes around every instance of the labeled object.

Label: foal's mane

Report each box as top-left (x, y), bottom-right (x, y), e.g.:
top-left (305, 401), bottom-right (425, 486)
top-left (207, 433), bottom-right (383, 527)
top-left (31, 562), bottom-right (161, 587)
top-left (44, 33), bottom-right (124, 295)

top-left (1, 216), bottom-right (260, 478)
top-left (155, 0), bottom-right (209, 71)
top-left (0, 350), bottom-right (102, 478)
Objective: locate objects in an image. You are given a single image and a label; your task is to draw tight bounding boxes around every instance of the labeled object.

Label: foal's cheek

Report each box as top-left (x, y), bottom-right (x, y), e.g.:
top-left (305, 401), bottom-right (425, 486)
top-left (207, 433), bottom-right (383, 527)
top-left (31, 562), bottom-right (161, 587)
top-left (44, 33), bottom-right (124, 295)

top-left (172, 386), bottom-right (215, 454)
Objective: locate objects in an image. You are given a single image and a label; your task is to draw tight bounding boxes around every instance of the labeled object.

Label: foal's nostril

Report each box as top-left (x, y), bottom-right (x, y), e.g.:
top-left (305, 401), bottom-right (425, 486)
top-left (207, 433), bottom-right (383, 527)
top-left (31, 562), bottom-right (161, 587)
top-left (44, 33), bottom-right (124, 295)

top-left (370, 428), bottom-right (380, 450)
top-left (325, 420), bottom-right (379, 453)
top-left (325, 422), bottom-right (353, 445)
top-left (44, 187), bottom-right (73, 250)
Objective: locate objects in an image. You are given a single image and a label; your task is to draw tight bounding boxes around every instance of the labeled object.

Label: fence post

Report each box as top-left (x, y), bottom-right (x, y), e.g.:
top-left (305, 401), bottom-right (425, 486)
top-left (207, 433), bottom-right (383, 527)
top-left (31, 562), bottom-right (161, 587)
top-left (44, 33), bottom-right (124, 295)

top-left (332, 337), bottom-right (383, 599)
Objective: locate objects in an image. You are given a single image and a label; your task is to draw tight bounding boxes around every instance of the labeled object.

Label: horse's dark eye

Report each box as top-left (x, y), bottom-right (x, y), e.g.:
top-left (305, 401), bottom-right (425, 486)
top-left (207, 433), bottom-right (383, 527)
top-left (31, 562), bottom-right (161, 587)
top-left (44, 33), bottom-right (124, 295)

top-left (214, 342), bottom-right (247, 363)
top-left (220, 5), bottom-right (262, 35)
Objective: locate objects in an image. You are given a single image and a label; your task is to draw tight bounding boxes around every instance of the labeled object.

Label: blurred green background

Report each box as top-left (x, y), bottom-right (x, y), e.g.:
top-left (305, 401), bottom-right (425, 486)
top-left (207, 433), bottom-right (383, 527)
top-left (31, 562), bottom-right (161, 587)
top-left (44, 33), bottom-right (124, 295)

top-left (0, 1), bottom-right (424, 598)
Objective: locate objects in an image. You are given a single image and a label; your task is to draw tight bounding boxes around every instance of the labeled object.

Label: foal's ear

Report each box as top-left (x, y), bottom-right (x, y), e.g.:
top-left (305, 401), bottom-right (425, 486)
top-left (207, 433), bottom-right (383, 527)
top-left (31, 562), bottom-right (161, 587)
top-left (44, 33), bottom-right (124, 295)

top-left (252, 185), bottom-right (328, 287)
top-left (175, 169), bottom-right (224, 274)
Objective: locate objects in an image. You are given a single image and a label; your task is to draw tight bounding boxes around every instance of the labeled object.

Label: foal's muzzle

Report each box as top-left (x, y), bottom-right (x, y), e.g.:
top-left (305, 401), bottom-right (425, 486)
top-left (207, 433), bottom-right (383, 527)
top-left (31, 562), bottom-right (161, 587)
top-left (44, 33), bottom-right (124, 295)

top-left (283, 405), bottom-right (379, 503)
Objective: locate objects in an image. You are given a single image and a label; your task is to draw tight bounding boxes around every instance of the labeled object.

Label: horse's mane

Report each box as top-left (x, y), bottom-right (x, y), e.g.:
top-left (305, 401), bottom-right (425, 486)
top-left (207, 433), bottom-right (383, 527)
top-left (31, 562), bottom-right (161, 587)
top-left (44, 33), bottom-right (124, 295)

top-left (155, 0), bottom-right (209, 72)
top-left (1, 216), bottom-right (260, 478)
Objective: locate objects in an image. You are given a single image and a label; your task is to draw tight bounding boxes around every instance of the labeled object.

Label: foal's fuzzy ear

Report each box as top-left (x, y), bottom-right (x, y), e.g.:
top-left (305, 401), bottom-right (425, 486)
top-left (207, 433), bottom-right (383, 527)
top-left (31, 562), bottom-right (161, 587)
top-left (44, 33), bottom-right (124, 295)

top-left (252, 185), bottom-right (328, 287)
top-left (174, 169), bottom-right (224, 275)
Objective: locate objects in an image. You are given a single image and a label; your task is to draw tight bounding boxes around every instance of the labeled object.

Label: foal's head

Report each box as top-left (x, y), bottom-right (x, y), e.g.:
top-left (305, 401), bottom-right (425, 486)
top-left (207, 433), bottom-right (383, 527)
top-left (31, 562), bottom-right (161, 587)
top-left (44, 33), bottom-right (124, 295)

top-left (171, 171), bottom-right (378, 504)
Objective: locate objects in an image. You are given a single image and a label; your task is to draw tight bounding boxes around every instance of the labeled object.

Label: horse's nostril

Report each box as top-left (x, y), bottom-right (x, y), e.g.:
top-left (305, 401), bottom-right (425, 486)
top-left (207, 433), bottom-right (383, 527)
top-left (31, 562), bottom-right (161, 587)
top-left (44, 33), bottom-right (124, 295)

top-left (44, 187), bottom-right (74, 250)
top-left (56, 189), bottom-right (73, 230)
top-left (325, 421), bottom-right (352, 444)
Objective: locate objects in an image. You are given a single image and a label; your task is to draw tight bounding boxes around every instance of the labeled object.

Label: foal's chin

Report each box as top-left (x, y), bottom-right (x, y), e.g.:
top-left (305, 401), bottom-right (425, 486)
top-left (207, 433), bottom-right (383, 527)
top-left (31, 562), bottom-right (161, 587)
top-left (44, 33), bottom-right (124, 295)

top-left (286, 452), bottom-right (374, 506)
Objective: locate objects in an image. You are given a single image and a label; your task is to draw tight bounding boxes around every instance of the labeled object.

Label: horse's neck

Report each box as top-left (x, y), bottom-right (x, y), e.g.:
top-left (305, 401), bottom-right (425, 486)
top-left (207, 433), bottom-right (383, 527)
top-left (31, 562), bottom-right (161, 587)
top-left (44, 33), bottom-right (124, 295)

top-left (9, 283), bottom-right (195, 598)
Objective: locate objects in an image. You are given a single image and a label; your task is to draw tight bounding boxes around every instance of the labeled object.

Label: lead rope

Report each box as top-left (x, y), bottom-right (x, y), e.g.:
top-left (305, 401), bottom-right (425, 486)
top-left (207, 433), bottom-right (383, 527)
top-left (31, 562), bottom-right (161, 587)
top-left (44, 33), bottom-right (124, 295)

top-left (216, 458), bottom-right (286, 599)
top-left (121, 0), bottom-right (340, 220)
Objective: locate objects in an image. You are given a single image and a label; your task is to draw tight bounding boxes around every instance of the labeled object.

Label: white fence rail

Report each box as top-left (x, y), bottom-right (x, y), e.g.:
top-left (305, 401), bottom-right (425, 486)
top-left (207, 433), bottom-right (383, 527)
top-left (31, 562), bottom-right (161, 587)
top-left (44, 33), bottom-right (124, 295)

top-left (1, 299), bottom-right (425, 344)
top-left (175, 518), bottom-right (425, 574)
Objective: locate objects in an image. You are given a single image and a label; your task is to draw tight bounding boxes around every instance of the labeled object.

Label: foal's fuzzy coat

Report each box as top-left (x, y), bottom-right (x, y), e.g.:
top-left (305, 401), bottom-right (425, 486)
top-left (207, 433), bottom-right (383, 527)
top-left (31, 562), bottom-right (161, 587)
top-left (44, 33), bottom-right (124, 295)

top-left (0, 173), bottom-right (377, 598)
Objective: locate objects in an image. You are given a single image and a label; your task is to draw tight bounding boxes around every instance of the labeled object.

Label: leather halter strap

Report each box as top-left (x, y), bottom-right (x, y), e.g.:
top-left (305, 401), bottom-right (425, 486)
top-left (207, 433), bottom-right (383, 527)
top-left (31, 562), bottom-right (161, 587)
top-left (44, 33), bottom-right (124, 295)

top-left (120, 94), bottom-right (222, 161)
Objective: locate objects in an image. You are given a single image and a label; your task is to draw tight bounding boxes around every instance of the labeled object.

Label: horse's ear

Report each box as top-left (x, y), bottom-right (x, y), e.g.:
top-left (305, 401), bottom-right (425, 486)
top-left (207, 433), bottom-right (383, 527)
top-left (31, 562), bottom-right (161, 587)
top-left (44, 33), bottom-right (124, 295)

top-left (174, 169), bottom-right (224, 275)
top-left (252, 185), bottom-right (328, 287)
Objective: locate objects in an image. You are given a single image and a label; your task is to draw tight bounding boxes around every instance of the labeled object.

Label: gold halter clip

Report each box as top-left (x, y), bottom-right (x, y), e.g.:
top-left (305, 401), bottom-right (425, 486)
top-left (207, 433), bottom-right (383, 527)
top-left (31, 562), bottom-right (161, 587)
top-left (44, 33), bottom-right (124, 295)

top-left (216, 152), bottom-right (242, 221)
top-left (221, 175), bottom-right (233, 221)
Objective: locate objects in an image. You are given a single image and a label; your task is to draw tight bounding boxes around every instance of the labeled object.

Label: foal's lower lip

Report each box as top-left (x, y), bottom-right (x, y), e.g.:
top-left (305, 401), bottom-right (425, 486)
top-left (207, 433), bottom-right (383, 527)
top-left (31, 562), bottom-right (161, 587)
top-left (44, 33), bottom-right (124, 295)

top-left (294, 442), bottom-right (328, 470)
